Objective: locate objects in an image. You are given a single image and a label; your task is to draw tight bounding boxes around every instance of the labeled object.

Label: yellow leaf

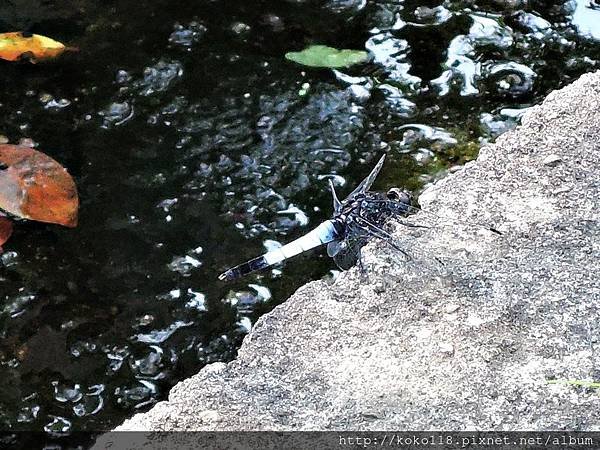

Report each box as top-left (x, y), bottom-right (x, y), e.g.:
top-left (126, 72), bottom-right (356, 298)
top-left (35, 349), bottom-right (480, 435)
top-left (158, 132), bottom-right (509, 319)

top-left (0, 32), bottom-right (70, 62)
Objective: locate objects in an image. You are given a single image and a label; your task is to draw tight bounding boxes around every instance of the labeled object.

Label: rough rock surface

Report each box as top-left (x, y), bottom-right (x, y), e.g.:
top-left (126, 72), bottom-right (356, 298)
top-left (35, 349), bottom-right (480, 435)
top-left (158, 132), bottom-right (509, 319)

top-left (104, 71), bottom-right (600, 436)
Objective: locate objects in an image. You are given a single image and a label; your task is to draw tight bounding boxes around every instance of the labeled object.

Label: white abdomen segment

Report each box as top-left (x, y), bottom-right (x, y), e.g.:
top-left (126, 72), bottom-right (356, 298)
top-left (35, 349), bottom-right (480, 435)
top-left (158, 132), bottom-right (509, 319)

top-left (264, 220), bottom-right (339, 265)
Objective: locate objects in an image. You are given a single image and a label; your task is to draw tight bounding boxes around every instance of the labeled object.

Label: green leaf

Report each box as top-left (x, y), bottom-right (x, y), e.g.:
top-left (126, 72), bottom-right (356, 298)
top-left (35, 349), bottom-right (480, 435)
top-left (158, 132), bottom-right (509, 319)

top-left (547, 379), bottom-right (600, 388)
top-left (285, 45), bottom-right (368, 68)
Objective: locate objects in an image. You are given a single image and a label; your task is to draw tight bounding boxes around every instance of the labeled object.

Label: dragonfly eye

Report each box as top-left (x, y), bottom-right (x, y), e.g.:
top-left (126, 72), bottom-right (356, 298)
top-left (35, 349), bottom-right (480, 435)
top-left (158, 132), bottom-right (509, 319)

top-left (387, 188), bottom-right (412, 204)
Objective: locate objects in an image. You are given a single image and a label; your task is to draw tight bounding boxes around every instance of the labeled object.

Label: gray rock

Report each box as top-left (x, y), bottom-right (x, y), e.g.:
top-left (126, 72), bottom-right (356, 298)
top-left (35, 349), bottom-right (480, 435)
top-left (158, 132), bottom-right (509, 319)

top-left (543, 154), bottom-right (562, 166)
top-left (97, 70), bottom-right (600, 442)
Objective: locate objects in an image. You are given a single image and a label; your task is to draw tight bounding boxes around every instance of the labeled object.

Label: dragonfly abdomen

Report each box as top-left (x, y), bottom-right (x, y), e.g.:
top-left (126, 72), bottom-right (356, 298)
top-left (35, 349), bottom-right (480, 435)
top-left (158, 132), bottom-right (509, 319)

top-left (218, 220), bottom-right (340, 281)
top-left (218, 255), bottom-right (272, 281)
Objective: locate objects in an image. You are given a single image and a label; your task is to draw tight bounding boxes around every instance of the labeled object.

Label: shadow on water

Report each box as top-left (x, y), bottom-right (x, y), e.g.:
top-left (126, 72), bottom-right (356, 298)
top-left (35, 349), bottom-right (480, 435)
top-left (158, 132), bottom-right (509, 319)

top-left (0, 0), bottom-right (599, 440)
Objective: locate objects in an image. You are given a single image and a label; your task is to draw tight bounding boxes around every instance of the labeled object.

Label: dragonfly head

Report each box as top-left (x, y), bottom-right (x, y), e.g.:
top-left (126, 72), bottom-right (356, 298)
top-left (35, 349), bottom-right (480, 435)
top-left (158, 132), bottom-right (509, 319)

top-left (386, 187), bottom-right (412, 205)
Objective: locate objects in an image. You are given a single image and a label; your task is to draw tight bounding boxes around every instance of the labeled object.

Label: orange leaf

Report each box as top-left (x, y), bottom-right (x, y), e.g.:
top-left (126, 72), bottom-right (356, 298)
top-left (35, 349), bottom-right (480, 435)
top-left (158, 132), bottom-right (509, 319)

top-left (0, 144), bottom-right (79, 227)
top-left (0, 32), bottom-right (70, 62)
top-left (0, 216), bottom-right (13, 250)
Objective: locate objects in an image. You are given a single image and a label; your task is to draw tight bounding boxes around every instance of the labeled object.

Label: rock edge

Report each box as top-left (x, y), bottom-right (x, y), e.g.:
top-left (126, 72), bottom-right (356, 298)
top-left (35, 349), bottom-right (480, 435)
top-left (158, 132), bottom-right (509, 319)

top-left (100, 70), bottom-right (600, 440)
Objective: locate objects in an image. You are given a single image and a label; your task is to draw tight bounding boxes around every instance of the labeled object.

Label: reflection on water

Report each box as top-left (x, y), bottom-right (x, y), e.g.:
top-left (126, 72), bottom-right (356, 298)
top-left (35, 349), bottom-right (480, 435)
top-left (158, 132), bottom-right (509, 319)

top-left (0, 0), bottom-right (599, 437)
top-left (571, 0), bottom-right (600, 41)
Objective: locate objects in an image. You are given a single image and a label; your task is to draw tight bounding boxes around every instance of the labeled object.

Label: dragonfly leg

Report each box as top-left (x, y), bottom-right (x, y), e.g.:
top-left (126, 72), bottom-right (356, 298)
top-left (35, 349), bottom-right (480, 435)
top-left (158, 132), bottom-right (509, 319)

top-left (392, 219), bottom-right (430, 230)
top-left (357, 215), bottom-right (448, 272)
top-left (380, 199), bottom-right (503, 235)
top-left (356, 250), bottom-right (370, 283)
top-left (383, 237), bottom-right (412, 261)
top-left (354, 216), bottom-right (413, 261)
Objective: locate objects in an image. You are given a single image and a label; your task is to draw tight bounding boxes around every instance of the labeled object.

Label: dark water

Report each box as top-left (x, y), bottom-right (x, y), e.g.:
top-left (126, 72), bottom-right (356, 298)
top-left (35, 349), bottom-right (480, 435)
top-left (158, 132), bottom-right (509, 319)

top-left (0, 0), bottom-right (599, 440)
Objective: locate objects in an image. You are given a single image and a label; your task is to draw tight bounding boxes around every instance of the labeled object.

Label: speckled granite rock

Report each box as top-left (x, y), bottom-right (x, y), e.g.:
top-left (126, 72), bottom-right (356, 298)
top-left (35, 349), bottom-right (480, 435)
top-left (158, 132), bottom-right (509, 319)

top-left (97, 70), bottom-right (600, 443)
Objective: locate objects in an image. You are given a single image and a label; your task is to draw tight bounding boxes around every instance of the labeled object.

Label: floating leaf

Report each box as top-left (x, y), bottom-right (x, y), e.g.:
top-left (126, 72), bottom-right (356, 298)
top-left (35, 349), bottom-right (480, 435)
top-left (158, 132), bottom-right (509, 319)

top-left (0, 216), bottom-right (13, 250)
top-left (0, 32), bottom-right (72, 62)
top-left (0, 144), bottom-right (78, 227)
top-left (285, 45), bottom-right (368, 68)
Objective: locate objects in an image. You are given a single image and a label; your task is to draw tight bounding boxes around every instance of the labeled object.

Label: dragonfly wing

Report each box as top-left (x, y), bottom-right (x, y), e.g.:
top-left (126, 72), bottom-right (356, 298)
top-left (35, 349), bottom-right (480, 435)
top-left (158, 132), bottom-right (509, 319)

top-left (331, 236), bottom-right (367, 270)
top-left (327, 240), bottom-right (342, 257)
top-left (333, 247), bottom-right (360, 271)
top-left (343, 154), bottom-right (386, 201)
top-left (328, 179), bottom-right (342, 214)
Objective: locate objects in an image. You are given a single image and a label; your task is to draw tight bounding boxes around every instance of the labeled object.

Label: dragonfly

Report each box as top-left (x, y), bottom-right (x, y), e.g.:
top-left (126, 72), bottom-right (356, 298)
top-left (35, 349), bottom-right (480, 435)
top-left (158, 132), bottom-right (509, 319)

top-left (218, 154), bottom-right (501, 281)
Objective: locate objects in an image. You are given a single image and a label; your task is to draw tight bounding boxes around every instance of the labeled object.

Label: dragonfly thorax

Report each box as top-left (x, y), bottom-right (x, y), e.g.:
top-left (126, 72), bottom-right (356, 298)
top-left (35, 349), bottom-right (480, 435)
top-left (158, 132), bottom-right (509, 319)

top-left (326, 186), bottom-right (412, 270)
top-left (331, 190), bottom-right (410, 240)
